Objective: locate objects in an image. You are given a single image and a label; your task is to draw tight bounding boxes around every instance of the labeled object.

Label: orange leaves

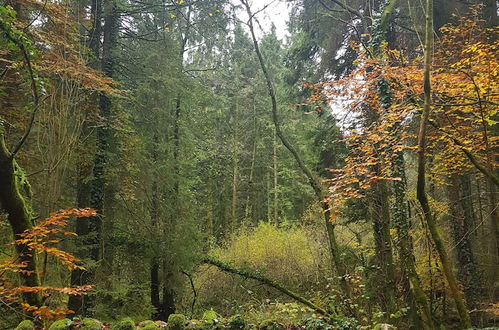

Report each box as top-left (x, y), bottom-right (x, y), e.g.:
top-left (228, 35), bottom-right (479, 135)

top-left (304, 12), bottom-right (497, 215)
top-left (16, 208), bottom-right (96, 271)
top-left (0, 208), bottom-right (96, 320)
top-left (21, 304), bottom-right (75, 320)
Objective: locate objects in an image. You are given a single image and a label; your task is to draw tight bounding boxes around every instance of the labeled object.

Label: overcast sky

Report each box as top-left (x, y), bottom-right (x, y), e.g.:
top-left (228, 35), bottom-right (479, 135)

top-left (238, 0), bottom-right (291, 40)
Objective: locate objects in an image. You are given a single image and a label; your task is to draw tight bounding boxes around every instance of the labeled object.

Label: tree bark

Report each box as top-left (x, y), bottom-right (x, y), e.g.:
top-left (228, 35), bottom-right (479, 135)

top-left (416, 0), bottom-right (471, 327)
top-left (0, 131), bottom-right (42, 308)
top-left (69, 0), bottom-right (102, 315)
top-left (368, 179), bottom-right (397, 315)
top-left (392, 152), bottom-right (433, 329)
top-left (447, 174), bottom-right (481, 311)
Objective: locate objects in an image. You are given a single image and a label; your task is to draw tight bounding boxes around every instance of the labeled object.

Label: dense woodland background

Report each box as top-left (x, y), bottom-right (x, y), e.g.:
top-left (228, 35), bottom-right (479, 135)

top-left (0, 0), bottom-right (498, 328)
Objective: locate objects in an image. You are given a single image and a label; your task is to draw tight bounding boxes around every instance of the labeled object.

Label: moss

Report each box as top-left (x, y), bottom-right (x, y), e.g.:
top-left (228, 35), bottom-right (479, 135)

top-left (185, 319), bottom-right (210, 329)
top-left (228, 315), bottom-right (245, 329)
top-left (111, 317), bottom-right (135, 330)
top-left (15, 320), bottom-right (35, 330)
top-left (81, 318), bottom-right (103, 330)
top-left (167, 314), bottom-right (186, 330)
top-left (48, 319), bottom-right (72, 330)
top-left (140, 320), bottom-right (158, 329)
top-left (202, 310), bottom-right (219, 324)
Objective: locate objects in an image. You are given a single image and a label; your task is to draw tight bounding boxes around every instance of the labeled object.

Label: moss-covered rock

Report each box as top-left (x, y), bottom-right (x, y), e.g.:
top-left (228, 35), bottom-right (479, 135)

top-left (227, 315), bottom-right (245, 329)
top-left (167, 314), bottom-right (186, 330)
top-left (48, 319), bottom-right (72, 330)
top-left (139, 320), bottom-right (161, 329)
top-left (80, 318), bottom-right (103, 330)
top-left (15, 320), bottom-right (35, 330)
top-left (185, 319), bottom-right (210, 329)
top-left (201, 310), bottom-right (219, 324)
top-left (111, 317), bottom-right (135, 330)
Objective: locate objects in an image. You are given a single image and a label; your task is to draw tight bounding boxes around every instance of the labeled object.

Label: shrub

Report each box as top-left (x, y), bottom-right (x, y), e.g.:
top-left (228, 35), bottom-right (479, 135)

top-left (192, 223), bottom-right (329, 316)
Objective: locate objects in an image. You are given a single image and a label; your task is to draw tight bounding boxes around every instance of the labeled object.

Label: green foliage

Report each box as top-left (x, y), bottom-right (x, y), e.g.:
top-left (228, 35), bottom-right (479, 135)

top-left (81, 318), bottom-right (103, 330)
top-left (48, 319), bottom-right (72, 330)
top-left (302, 317), bottom-right (333, 330)
top-left (111, 318), bottom-right (135, 330)
top-left (168, 314), bottom-right (186, 330)
top-left (15, 320), bottom-right (35, 330)
top-left (95, 284), bottom-right (153, 321)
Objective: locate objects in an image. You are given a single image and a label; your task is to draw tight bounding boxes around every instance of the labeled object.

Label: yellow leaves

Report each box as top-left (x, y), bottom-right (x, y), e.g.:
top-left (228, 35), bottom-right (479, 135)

top-left (304, 15), bottom-right (498, 215)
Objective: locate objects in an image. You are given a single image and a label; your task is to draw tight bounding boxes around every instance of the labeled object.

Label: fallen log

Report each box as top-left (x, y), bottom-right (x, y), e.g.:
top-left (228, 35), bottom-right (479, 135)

top-left (202, 257), bottom-right (329, 317)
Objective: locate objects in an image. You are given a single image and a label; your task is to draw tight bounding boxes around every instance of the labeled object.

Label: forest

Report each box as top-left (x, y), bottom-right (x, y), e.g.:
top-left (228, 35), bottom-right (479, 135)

top-left (0, 0), bottom-right (498, 328)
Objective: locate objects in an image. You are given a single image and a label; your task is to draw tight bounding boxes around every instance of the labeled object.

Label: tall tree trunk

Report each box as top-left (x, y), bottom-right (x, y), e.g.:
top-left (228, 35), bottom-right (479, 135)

top-left (150, 133), bottom-right (162, 319)
top-left (0, 1), bottom-right (43, 310)
top-left (245, 97), bottom-right (258, 221)
top-left (416, 0), bottom-right (471, 327)
top-left (0, 133), bottom-right (42, 308)
top-left (241, 0), bottom-right (350, 299)
top-left (68, 0), bottom-right (102, 315)
top-left (368, 179), bottom-right (397, 316)
top-left (447, 174), bottom-right (481, 311)
top-left (207, 177), bottom-right (215, 249)
top-left (231, 96), bottom-right (239, 230)
top-left (392, 152), bottom-right (433, 329)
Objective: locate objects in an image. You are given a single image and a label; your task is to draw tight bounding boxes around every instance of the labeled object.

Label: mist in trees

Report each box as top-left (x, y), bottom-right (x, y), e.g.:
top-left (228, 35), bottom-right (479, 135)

top-left (0, 0), bottom-right (497, 329)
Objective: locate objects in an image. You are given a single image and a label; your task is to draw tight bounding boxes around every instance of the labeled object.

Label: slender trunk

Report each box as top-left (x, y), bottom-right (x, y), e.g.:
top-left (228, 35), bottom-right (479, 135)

top-left (231, 97), bottom-right (239, 230)
top-left (150, 133), bottom-right (161, 319)
top-left (207, 178), bottom-right (214, 249)
top-left (267, 171), bottom-right (271, 222)
top-left (273, 129), bottom-right (278, 224)
top-left (245, 98), bottom-right (258, 220)
top-left (231, 145), bottom-right (238, 229)
top-left (241, 0), bottom-right (350, 298)
top-left (417, 0), bottom-right (471, 327)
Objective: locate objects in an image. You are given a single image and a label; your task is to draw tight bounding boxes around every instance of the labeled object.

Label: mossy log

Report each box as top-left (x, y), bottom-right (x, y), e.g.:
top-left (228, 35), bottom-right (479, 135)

top-left (202, 257), bottom-right (328, 317)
